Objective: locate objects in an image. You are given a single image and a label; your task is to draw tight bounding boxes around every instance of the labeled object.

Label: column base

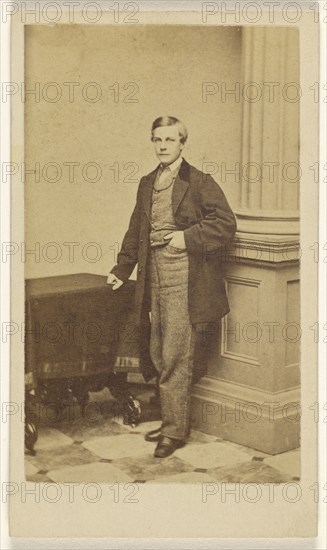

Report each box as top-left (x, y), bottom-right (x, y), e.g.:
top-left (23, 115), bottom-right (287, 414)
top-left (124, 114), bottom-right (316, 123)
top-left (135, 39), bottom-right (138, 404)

top-left (191, 377), bottom-right (300, 455)
top-left (235, 209), bottom-right (299, 236)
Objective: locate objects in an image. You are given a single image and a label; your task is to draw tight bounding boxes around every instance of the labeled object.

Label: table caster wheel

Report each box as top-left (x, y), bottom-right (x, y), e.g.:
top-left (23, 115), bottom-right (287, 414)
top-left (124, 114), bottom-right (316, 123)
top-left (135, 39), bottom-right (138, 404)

top-left (25, 420), bottom-right (38, 455)
top-left (123, 396), bottom-right (141, 427)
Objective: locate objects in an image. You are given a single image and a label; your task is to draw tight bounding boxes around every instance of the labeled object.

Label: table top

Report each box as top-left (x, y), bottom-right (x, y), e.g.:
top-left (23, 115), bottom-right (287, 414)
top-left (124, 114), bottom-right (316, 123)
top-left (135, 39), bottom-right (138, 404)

top-left (25, 273), bottom-right (135, 299)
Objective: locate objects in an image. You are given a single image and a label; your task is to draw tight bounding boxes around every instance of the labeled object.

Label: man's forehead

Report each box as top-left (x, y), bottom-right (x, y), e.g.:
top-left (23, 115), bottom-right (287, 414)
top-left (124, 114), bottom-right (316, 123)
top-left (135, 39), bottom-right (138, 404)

top-left (153, 125), bottom-right (179, 138)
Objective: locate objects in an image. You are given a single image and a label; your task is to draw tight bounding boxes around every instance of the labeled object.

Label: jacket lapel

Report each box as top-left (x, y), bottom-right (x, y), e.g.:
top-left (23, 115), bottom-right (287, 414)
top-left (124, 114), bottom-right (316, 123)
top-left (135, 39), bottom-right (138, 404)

top-left (143, 159), bottom-right (190, 220)
top-left (172, 167), bottom-right (189, 215)
top-left (143, 168), bottom-right (158, 221)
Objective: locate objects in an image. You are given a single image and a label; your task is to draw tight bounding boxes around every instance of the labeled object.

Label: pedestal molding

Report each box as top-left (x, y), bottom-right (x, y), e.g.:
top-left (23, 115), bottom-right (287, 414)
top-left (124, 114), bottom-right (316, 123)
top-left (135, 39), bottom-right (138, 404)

top-left (192, 376), bottom-right (300, 420)
top-left (235, 209), bottom-right (299, 236)
top-left (226, 233), bottom-right (300, 264)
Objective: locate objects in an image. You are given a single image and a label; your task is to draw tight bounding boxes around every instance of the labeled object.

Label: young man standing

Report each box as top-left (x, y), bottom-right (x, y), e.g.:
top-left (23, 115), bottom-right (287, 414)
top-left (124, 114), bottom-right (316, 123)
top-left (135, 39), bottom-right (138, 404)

top-left (107, 116), bottom-right (236, 458)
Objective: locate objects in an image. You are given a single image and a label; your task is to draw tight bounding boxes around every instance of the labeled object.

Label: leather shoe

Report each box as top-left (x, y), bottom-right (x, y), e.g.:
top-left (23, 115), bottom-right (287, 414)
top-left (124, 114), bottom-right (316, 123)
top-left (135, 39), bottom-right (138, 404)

top-left (144, 428), bottom-right (161, 442)
top-left (154, 436), bottom-right (185, 458)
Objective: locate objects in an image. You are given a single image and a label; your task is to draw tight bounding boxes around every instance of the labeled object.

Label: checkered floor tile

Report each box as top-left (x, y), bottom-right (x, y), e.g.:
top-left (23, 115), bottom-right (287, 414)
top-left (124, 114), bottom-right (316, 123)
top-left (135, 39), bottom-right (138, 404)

top-left (25, 385), bottom-right (300, 483)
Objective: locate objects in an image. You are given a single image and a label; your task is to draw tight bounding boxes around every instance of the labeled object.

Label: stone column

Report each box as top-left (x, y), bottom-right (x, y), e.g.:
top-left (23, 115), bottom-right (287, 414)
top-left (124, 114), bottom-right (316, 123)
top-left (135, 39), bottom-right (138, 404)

top-left (237, 26), bottom-right (300, 234)
top-left (192, 27), bottom-right (300, 454)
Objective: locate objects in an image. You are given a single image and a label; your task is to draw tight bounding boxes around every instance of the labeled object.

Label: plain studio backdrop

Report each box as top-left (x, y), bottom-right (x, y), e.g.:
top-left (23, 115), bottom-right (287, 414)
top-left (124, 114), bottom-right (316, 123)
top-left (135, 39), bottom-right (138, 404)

top-left (24, 24), bottom-right (242, 278)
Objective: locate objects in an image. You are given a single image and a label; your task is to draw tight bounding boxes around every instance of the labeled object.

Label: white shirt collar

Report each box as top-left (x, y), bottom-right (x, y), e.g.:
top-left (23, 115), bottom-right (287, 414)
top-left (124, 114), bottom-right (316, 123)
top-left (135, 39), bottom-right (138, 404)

top-left (160, 155), bottom-right (183, 173)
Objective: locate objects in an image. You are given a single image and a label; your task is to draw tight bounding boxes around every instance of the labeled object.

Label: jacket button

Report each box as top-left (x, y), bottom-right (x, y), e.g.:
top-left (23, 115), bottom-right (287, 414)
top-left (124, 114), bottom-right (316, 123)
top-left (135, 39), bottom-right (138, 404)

top-left (138, 267), bottom-right (142, 273)
top-left (140, 239), bottom-right (144, 243)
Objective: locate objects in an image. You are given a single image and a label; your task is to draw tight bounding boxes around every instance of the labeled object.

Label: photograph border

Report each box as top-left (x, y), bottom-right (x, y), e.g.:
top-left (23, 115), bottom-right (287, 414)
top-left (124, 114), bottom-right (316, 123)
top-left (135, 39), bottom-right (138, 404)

top-left (3, 0), bottom-right (322, 541)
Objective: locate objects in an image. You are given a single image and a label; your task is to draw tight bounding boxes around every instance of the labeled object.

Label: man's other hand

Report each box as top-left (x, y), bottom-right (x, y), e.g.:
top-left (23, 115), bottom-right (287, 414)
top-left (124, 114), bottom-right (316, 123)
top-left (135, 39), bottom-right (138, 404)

top-left (107, 273), bottom-right (124, 290)
top-left (164, 231), bottom-right (186, 250)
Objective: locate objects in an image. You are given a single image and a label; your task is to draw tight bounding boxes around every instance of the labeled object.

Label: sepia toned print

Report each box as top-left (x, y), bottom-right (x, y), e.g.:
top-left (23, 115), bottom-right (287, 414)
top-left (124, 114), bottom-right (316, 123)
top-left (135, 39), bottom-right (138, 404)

top-left (23, 23), bottom-right (300, 483)
top-left (7, 3), bottom-right (320, 540)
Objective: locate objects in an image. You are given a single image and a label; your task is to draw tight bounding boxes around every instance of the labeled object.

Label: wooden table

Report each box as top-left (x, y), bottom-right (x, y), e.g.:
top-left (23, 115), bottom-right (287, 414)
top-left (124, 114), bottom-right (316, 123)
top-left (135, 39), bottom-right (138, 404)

top-left (24, 273), bottom-right (154, 452)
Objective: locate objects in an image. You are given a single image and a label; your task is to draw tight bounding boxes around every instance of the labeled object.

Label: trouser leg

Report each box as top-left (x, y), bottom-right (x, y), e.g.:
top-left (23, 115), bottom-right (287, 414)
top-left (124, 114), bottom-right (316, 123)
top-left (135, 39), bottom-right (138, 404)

top-left (149, 245), bottom-right (195, 440)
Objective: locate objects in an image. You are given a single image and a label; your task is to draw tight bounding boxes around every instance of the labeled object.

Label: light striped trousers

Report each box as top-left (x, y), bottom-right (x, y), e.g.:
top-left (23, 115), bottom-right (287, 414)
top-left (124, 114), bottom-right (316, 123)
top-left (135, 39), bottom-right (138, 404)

top-left (148, 243), bottom-right (196, 440)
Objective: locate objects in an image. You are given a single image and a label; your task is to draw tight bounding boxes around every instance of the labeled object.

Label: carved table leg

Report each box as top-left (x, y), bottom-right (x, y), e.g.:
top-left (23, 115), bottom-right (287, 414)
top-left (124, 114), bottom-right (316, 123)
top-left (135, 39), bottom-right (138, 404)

top-left (25, 390), bottom-right (38, 455)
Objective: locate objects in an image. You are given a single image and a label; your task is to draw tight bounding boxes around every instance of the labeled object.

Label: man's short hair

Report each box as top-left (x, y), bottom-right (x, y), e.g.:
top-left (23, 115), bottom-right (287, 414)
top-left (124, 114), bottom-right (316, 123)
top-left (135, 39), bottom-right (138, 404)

top-left (151, 116), bottom-right (188, 144)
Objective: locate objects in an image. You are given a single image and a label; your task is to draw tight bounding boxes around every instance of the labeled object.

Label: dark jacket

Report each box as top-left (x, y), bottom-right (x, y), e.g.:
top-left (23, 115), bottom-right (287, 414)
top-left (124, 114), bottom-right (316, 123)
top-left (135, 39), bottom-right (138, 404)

top-left (111, 159), bottom-right (237, 327)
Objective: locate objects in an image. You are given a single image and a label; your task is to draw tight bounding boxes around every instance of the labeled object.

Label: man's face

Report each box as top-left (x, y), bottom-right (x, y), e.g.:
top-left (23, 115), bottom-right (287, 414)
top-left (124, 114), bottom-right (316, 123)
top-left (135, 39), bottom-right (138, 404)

top-left (152, 125), bottom-right (184, 167)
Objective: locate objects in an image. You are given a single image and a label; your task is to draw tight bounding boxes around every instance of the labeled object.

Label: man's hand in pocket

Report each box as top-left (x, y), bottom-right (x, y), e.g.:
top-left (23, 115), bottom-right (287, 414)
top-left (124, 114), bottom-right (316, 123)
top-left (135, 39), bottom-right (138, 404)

top-left (164, 231), bottom-right (186, 250)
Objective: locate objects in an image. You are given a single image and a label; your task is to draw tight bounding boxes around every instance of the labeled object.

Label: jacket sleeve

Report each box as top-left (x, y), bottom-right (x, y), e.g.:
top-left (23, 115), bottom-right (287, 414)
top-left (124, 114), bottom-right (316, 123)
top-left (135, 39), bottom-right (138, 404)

top-left (110, 179), bottom-right (144, 281)
top-left (183, 174), bottom-right (236, 256)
